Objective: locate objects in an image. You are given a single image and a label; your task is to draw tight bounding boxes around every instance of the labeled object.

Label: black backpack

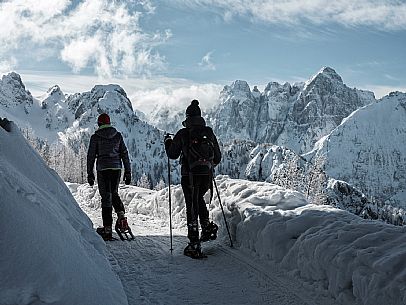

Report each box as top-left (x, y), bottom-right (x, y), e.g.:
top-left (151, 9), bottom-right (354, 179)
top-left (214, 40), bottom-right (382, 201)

top-left (186, 128), bottom-right (215, 174)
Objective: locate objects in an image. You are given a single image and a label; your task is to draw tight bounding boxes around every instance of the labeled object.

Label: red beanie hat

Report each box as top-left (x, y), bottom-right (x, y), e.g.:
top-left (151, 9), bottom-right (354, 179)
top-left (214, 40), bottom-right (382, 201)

top-left (97, 113), bottom-right (110, 126)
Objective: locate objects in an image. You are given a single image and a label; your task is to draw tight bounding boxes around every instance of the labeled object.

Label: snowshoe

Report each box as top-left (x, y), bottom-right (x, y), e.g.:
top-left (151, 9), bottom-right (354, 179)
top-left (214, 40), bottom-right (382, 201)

top-left (200, 221), bottom-right (218, 242)
top-left (184, 242), bottom-right (207, 259)
top-left (96, 226), bottom-right (115, 241)
top-left (115, 215), bottom-right (135, 241)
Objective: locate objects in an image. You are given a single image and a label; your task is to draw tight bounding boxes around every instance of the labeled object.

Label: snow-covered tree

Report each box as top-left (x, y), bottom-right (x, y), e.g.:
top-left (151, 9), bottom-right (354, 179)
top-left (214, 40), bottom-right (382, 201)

top-left (153, 178), bottom-right (166, 190)
top-left (137, 173), bottom-right (151, 189)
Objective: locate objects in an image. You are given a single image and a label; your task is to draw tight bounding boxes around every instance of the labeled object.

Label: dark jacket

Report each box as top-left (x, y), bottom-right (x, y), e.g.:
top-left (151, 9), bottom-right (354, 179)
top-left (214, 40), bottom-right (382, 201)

top-left (165, 116), bottom-right (221, 176)
top-left (87, 125), bottom-right (131, 175)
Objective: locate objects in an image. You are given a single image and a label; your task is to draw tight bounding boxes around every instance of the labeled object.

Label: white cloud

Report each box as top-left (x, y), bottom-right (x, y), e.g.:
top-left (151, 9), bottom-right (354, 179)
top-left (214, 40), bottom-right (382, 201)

top-left (0, 0), bottom-right (170, 78)
top-left (130, 83), bottom-right (223, 113)
top-left (199, 51), bottom-right (216, 71)
top-left (0, 57), bottom-right (17, 74)
top-left (173, 0), bottom-right (406, 30)
top-left (18, 70), bottom-right (223, 113)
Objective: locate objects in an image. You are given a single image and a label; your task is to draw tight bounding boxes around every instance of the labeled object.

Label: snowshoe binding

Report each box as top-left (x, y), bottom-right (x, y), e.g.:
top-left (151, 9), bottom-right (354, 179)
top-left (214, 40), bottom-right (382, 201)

top-left (96, 226), bottom-right (115, 241)
top-left (200, 221), bottom-right (218, 242)
top-left (184, 242), bottom-right (207, 259)
top-left (115, 213), bottom-right (135, 241)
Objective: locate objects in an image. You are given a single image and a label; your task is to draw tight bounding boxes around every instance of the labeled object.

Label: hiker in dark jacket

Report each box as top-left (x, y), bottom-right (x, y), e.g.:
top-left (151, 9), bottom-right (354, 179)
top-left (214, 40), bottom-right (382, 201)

top-left (87, 113), bottom-right (131, 240)
top-left (165, 100), bottom-right (221, 258)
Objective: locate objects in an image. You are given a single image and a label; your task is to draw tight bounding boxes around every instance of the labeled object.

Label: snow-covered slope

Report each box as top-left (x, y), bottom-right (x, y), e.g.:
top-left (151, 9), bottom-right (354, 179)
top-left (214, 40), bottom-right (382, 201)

top-left (68, 176), bottom-right (406, 305)
top-left (207, 67), bottom-right (376, 153)
top-left (307, 91), bottom-right (406, 208)
top-left (0, 73), bottom-right (170, 185)
top-left (0, 122), bottom-right (127, 305)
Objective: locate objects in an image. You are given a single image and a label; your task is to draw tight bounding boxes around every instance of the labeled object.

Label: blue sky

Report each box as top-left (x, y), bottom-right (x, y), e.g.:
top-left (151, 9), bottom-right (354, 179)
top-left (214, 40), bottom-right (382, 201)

top-left (0, 0), bottom-right (405, 112)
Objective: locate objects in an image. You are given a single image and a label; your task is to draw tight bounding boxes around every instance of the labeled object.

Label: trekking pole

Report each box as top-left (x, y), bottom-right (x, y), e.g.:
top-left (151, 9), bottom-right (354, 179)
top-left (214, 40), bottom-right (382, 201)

top-left (165, 132), bottom-right (174, 253)
top-left (167, 156), bottom-right (173, 253)
top-left (212, 177), bottom-right (233, 248)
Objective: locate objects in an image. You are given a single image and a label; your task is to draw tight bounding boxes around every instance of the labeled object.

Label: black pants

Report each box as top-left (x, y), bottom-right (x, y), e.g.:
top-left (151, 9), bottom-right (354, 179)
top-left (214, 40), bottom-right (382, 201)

top-left (181, 175), bottom-right (211, 243)
top-left (97, 170), bottom-right (125, 227)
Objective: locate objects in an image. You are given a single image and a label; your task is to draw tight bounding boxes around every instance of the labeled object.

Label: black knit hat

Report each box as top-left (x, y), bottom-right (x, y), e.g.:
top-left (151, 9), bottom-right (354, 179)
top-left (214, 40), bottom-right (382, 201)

top-left (185, 99), bottom-right (201, 117)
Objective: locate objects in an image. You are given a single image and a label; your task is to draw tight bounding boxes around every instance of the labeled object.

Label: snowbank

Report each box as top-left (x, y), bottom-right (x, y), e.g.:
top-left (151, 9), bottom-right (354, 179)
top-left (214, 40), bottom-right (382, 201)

top-left (211, 176), bottom-right (406, 305)
top-left (69, 175), bottom-right (406, 305)
top-left (0, 122), bottom-right (128, 305)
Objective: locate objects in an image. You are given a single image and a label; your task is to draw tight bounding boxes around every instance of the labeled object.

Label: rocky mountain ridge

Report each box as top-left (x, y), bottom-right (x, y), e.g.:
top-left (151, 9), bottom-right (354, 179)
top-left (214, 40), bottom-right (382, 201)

top-left (1, 69), bottom-right (405, 217)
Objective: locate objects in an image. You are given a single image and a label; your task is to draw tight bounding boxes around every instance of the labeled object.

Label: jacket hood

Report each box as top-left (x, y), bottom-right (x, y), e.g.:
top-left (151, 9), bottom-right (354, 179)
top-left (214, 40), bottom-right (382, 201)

top-left (95, 126), bottom-right (118, 139)
top-left (182, 116), bottom-right (206, 128)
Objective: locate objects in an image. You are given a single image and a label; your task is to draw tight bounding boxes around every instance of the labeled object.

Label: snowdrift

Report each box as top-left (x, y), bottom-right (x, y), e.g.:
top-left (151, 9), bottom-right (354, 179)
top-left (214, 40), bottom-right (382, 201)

top-left (70, 176), bottom-right (406, 305)
top-left (212, 177), bottom-right (406, 305)
top-left (0, 122), bottom-right (128, 305)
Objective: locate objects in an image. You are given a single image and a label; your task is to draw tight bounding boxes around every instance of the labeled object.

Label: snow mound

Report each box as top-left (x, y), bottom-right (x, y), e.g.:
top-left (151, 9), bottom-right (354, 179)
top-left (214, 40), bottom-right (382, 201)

top-left (211, 176), bottom-right (406, 305)
top-left (0, 122), bottom-right (128, 305)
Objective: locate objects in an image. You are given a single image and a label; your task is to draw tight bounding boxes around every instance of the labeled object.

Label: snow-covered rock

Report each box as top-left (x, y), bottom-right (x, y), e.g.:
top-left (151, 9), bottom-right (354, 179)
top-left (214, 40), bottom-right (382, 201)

top-left (0, 122), bottom-right (128, 305)
top-left (0, 72), bottom-right (33, 113)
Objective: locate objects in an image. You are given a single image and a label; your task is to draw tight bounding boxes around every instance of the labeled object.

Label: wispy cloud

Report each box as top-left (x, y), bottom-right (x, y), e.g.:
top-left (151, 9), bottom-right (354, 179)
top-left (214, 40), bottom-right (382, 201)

top-left (0, 0), bottom-right (171, 77)
top-left (172, 0), bottom-right (406, 30)
top-left (199, 51), bottom-right (216, 71)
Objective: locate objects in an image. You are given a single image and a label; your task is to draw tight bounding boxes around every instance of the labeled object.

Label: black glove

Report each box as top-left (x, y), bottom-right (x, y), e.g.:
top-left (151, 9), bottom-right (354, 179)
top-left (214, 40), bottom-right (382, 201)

top-left (87, 173), bottom-right (95, 186)
top-left (124, 172), bottom-right (131, 185)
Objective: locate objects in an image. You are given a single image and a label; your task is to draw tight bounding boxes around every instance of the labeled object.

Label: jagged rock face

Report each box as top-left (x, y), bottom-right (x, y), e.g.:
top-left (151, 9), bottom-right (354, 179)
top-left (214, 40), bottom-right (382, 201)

top-left (244, 144), bottom-right (299, 181)
top-left (42, 85), bottom-right (71, 131)
top-left (207, 80), bottom-right (259, 141)
top-left (307, 92), bottom-right (406, 209)
top-left (325, 179), bottom-right (370, 215)
top-left (0, 72), bottom-right (33, 113)
top-left (208, 67), bottom-right (376, 153)
top-left (216, 139), bottom-right (257, 179)
top-left (283, 67), bottom-right (375, 152)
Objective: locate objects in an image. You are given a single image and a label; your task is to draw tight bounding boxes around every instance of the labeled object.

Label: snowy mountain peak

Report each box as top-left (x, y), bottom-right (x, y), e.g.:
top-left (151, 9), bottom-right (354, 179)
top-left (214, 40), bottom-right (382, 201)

top-left (46, 84), bottom-right (63, 95)
top-left (304, 66), bottom-right (343, 92)
top-left (0, 72), bottom-right (33, 112)
top-left (91, 84), bottom-right (133, 112)
top-left (316, 66), bottom-right (343, 82)
top-left (221, 80), bottom-right (252, 99)
top-left (41, 85), bottom-right (65, 109)
top-left (2, 72), bottom-right (27, 88)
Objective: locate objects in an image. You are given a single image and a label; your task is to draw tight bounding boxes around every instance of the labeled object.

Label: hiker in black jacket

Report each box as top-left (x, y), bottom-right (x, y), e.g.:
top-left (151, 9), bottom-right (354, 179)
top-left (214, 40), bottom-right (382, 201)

top-left (87, 113), bottom-right (131, 240)
top-left (165, 100), bottom-right (221, 258)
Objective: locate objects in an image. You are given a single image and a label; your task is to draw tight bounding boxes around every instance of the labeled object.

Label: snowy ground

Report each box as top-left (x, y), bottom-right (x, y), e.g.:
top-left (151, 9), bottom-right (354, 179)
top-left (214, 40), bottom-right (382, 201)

top-left (3, 122), bottom-right (406, 305)
top-left (68, 178), bottom-right (406, 305)
top-left (70, 183), bottom-right (324, 305)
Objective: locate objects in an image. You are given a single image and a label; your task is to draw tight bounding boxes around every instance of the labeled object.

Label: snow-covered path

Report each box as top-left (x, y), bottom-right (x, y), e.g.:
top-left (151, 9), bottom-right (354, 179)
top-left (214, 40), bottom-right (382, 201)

top-left (103, 215), bottom-right (325, 305)
top-left (68, 180), bottom-right (406, 305)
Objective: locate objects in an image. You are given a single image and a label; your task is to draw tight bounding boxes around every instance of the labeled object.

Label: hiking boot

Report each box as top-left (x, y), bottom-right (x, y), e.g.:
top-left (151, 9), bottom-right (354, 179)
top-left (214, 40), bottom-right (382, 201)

top-left (200, 221), bottom-right (218, 242)
top-left (97, 226), bottom-right (113, 241)
top-left (184, 242), bottom-right (205, 259)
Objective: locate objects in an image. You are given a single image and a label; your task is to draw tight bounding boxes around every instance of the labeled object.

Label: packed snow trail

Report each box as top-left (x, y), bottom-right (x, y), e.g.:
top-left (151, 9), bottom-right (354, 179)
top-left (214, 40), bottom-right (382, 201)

top-left (101, 215), bottom-right (327, 305)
